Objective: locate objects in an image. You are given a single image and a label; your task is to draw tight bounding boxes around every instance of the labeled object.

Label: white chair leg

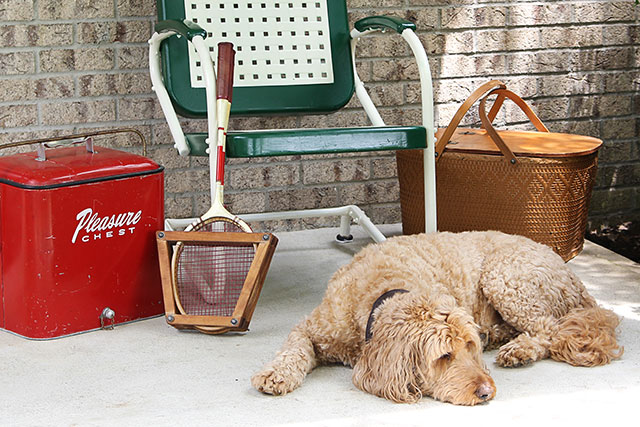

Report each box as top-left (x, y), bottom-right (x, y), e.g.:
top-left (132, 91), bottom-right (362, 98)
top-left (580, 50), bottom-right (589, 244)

top-left (165, 204), bottom-right (387, 243)
top-left (336, 213), bottom-right (353, 243)
top-left (345, 206), bottom-right (386, 243)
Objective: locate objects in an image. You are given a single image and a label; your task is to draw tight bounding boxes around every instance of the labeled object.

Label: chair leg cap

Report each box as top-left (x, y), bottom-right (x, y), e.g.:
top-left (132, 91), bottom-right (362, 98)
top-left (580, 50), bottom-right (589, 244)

top-left (336, 234), bottom-right (353, 243)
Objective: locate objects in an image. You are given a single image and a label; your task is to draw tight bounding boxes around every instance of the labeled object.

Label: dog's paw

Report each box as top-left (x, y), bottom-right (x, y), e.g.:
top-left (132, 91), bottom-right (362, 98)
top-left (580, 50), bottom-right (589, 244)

top-left (251, 368), bottom-right (300, 396)
top-left (495, 342), bottom-right (536, 368)
top-left (496, 333), bottom-right (550, 368)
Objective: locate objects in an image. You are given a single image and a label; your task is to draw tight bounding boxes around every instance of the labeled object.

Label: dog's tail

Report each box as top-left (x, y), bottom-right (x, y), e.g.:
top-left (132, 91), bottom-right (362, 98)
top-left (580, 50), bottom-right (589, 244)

top-left (549, 305), bottom-right (623, 366)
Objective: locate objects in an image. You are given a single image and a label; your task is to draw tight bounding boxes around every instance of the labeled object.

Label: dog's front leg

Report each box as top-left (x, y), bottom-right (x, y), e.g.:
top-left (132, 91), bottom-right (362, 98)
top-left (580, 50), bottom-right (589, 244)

top-left (251, 319), bottom-right (318, 396)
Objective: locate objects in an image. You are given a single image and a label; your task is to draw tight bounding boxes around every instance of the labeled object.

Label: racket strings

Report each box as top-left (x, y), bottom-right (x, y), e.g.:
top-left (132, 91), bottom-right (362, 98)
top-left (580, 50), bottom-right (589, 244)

top-left (175, 219), bottom-right (254, 317)
top-left (177, 243), bottom-right (254, 316)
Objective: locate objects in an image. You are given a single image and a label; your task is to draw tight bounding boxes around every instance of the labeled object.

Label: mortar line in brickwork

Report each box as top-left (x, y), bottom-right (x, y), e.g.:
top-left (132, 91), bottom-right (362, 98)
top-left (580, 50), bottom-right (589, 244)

top-left (113, 93), bottom-right (121, 122)
top-left (433, 70), bottom-right (634, 84)
top-left (0, 42), bottom-right (152, 53)
top-left (0, 68), bottom-right (148, 78)
top-left (438, 44), bottom-right (638, 58)
top-left (0, 30), bottom-right (151, 51)
top-left (0, 92), bottom-right (154, 108)
top-left (0, 119), bottom-right (150, 134)
top-left (35, 100), bottom-right (42, 128)
top-left (220, 176), bottom-right (400, 193)
top-left (0, 17), bottom-right (153, 26)
top-left (224, 158), bottom-right (385, 170)
top-left (596, 157), bottom-right (640, 169)
top-left (0, 57), bottom-right (148, 80)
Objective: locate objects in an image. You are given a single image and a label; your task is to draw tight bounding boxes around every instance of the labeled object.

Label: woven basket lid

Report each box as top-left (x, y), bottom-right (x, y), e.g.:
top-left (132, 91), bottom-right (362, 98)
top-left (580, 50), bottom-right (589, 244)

top-left (435, 128), bottom-right (602, 158)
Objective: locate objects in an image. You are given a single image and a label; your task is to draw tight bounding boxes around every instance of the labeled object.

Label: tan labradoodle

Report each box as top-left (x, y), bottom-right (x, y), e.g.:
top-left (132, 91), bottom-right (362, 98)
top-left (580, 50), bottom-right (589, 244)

top-left (252, 231), bottom-right (622, 405)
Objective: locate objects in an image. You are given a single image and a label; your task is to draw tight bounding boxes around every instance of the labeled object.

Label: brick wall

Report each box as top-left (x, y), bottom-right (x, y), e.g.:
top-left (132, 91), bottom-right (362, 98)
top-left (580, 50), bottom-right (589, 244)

top-left (1, 0), bottom-right (638, 233)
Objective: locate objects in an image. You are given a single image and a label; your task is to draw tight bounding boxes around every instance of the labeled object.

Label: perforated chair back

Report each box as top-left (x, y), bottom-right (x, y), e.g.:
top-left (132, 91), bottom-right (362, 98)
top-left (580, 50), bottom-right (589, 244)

top-left (158, 0), bottom-right (354, 116)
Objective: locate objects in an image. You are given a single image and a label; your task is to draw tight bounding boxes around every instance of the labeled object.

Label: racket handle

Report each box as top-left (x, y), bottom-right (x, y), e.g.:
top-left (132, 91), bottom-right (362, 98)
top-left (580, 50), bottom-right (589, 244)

top-left (216, 42), bottom-right (236, 102)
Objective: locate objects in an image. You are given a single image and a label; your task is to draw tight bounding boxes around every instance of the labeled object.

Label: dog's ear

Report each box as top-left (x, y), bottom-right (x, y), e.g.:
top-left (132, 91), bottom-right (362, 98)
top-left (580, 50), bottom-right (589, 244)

top-left (352, 306), bottom-right (428, 403)
top-left (352, 335), bottom-right (424, 403)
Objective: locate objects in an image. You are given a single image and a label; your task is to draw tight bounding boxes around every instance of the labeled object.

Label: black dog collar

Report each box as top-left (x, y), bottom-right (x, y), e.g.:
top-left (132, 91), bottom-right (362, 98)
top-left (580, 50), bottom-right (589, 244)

top-left (365, 289), bottom-right (409, 342)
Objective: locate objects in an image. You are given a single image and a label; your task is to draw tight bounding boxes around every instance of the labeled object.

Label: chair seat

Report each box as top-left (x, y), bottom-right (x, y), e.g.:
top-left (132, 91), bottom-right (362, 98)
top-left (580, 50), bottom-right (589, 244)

top-left (184, 126), bottom-right (426, 158)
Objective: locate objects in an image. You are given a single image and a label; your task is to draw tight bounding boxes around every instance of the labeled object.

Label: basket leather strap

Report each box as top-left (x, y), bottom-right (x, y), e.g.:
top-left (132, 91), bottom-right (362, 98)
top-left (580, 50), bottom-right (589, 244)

top-left (479, 88), bottom-right (551, 164)
top-left (435, 79), bottom-right (506, 158)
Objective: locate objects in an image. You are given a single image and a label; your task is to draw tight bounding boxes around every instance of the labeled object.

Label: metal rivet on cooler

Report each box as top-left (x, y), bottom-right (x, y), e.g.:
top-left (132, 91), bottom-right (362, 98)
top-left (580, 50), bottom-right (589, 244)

top-left (230, 318), bottom-right (238, 325)
top-left (167, 315), bottom-right (174, 322)
top-left (158, 231), bottom-right (165, 238)
top-left (262, 234), bottom-right (269, 240)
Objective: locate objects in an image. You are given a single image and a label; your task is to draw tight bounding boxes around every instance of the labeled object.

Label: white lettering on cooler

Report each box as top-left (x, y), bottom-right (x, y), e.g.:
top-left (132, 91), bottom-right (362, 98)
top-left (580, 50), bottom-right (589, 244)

top-left (72, 208), bottom-right (142, 244)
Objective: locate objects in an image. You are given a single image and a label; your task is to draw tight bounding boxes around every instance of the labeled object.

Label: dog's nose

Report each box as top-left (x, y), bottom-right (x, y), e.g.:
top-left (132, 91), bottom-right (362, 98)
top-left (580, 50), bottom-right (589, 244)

top-left (475, 382), bottom-right (495, 401)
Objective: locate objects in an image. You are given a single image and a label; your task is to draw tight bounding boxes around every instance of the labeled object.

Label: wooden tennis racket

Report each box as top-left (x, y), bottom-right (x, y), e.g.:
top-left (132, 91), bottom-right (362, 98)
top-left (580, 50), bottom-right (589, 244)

top-left (187, 42), bottom-right (250, 235)
top-left (171, 43), bottom-right (253, 332)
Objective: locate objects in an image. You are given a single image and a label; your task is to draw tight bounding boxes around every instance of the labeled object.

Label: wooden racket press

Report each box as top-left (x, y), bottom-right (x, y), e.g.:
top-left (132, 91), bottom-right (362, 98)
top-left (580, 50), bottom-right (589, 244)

top-left (156, 231), bottom-right (278, 334)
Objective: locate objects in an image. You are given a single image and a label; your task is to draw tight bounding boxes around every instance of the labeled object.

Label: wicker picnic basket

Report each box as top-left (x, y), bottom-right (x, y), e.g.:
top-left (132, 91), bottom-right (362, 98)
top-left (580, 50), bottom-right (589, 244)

top-left (397, 81), bottom-right (602, 261)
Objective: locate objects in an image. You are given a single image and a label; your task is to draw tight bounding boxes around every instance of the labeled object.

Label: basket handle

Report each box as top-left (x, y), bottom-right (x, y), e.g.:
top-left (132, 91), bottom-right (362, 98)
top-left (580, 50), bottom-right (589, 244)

top-left (478, 88), bottom-right (550, 164)
top-left (435, 79), bottom-right (505, 158)
top-left (481, 88), bottom-right (549, 133)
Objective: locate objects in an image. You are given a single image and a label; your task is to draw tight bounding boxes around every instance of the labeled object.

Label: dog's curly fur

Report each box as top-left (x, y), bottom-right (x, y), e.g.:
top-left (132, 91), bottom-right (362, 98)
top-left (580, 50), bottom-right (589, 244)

top-left (252, 231), bottom-right (623, 405)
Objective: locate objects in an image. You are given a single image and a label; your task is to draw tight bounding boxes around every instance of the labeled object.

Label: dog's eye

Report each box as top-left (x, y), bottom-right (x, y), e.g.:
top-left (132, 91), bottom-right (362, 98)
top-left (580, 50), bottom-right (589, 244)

top-left (439, 353), bottom-right (451, 361)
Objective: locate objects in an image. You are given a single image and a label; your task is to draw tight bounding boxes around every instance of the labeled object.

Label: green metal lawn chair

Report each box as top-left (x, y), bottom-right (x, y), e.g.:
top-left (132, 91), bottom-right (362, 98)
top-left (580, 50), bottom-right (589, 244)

top-left (149, 0), bottom-right (437, 241)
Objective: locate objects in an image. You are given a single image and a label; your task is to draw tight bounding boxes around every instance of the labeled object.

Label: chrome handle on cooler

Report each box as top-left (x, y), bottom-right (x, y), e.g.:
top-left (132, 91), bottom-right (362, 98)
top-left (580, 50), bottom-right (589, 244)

top-left (35, 136), bottom-right (95, 162)
top-left (0, 128), bottom-right (148, 157)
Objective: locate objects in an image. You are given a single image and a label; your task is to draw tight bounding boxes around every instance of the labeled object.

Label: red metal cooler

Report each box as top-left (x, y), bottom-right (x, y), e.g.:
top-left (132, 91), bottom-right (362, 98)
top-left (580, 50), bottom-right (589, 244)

top-left (0, 135), bottom-right (165, 339)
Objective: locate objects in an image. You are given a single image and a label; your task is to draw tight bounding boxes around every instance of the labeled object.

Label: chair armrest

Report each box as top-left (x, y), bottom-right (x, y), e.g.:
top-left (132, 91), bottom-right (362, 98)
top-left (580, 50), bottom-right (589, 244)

top-left (148, 20), bottom-right (217, 157)
top-left (349, 15), bottom-right (434, 134)
top-left (155, 19), bottom-right (208, 41)
top-left (354, 16), bottom-right (416, 34)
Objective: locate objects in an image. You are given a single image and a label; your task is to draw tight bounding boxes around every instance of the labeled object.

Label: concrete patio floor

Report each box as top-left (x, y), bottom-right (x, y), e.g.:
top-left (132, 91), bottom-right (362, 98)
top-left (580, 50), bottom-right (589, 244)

top-left (2, 224), bottom-right (639, 426)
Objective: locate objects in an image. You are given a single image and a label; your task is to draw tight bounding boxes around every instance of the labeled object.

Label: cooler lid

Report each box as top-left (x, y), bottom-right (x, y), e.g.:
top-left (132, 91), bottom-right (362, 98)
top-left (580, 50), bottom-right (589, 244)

top-left (0, 146), bottom-right (163, 189)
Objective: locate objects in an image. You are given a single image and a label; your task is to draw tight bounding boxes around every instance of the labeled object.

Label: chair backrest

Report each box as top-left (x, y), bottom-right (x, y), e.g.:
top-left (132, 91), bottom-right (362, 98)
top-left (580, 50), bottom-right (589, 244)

top-left (157, 0), bottom-right (355, 117)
